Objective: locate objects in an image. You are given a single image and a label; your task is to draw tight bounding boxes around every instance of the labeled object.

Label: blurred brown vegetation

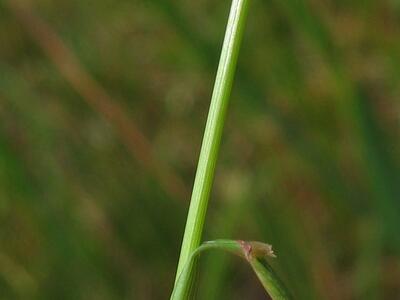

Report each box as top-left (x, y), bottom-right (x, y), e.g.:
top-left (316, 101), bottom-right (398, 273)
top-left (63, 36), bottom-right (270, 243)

top-left (0, 0), bottom-right (399, 299)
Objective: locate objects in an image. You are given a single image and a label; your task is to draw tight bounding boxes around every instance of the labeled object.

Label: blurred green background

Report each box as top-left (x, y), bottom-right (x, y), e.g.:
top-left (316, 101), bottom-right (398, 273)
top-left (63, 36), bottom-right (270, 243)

top-left (1, 0), bottom-right (399, 299)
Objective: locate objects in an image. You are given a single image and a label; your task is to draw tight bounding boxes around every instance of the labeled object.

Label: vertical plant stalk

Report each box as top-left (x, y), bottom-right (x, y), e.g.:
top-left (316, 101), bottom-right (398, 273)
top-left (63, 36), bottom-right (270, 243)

top-left (173, 0), bottom-right (250, 291)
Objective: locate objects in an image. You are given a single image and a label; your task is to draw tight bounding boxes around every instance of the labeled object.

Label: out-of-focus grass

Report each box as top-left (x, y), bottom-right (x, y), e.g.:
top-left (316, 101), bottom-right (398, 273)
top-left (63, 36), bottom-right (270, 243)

top-left (0, 0), bottom-right (399, 299)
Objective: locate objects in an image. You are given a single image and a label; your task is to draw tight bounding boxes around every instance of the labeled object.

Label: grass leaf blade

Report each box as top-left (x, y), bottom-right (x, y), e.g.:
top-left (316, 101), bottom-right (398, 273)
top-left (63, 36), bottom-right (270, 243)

top-left (171, 240), bottom-right (292, 300)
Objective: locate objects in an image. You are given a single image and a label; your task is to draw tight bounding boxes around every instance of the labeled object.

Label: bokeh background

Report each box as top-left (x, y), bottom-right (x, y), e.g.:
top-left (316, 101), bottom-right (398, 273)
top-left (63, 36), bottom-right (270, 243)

top-left (1, 0), bottom-right (400, 299)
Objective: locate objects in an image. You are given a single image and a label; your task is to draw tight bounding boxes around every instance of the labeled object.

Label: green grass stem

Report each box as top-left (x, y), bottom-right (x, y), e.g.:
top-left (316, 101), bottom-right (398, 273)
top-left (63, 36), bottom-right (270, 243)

top-left (172, 0), bottom-right (250, 295)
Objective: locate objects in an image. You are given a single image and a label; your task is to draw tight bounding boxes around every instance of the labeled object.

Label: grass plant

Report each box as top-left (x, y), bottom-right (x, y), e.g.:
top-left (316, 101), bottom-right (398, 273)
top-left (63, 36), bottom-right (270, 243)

top-left (170, 0), bottom-right (290, 298)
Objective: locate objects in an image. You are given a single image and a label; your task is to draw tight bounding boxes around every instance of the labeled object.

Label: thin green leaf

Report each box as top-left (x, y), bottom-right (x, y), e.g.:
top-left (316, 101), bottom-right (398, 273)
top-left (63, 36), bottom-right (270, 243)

top-left (171, 240), bottom-right (292, 300)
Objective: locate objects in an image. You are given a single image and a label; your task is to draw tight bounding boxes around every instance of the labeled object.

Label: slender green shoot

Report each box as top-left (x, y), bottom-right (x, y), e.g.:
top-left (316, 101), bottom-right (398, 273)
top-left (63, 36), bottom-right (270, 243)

top-left (172, 0), bottom-right (250, 292)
